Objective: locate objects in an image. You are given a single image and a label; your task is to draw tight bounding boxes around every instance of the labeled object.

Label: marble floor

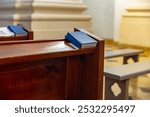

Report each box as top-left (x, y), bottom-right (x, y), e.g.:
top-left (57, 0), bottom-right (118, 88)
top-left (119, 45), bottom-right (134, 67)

top-left (105, 43), bottom-right (150, 100)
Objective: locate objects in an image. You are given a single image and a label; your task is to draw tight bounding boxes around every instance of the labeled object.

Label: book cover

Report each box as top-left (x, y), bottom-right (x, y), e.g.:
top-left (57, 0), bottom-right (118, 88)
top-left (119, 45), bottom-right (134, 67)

top-left (7, 25), bottom-right (27, 36)
top-left (65, 31), bottom-right (97, 48)
top-left (0, 27), bottom-right (15, 37)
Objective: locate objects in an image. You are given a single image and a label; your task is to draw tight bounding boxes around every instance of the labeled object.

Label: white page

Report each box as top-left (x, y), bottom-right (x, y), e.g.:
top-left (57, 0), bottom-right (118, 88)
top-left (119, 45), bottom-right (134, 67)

top-left (0, 27), bottom-right (15, 37)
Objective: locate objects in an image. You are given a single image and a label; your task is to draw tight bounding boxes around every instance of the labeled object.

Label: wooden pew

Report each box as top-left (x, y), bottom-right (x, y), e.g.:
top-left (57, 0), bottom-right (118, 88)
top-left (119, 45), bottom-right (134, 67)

top-left (104, 60), bottom-right (150, 100)
top-left (105, 48), bottom-right (144, 64)
top-left (0, 24), bottom-right (33, 41)
top-left (0, 29), bottom-right (104, 100)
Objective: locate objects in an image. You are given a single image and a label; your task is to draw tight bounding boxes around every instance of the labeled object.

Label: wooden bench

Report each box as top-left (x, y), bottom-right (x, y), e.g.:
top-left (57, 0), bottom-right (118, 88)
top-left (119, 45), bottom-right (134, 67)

top-left (105, 48), bottom-right (144, 64)
top-left (104, 60), bottom-right (150, 100)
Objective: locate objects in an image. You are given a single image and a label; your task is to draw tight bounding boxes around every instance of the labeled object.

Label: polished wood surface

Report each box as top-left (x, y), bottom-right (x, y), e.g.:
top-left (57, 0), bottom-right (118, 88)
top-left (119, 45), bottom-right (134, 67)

top-left (0, 40), bottom-right (96, 65)
top-left (0, 31), bottom-right (104, 100)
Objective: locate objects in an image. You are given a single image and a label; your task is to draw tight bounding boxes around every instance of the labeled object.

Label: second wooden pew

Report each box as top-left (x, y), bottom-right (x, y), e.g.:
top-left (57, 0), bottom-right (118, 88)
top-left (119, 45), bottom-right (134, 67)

top-left (105, 48), bottom-right (144, 64)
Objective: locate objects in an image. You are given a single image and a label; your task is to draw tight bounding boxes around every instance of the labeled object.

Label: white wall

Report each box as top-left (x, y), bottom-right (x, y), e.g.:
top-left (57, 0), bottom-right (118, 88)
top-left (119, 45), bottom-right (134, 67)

top-left (114, 0), bottom-right (127, 41)
top-left (82, 0), bottom-right (114, 39)
top-left (0, 0), bottom-right (92, 39)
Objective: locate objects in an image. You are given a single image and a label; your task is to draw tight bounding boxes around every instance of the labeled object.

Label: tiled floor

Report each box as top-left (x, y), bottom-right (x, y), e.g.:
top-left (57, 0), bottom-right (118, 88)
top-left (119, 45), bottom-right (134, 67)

top-left (105, 44), bottom-right (150, 100)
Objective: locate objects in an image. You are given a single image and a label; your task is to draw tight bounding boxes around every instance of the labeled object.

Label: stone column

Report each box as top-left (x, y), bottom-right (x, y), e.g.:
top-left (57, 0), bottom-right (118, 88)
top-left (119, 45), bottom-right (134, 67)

top-left (0, 0), bottom-right (92, 40)
top-left (119, 0), bottom-right (150, 47)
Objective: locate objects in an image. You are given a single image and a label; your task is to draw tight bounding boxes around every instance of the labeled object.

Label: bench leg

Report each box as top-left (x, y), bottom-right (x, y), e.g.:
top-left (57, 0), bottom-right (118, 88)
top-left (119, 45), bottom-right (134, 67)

top-left (129, 78), bottom-right (139, 99)
top-left (123, 55), bottom-right (139, 99)
top-left (105, 77), bottom-right (129, 100)
top-left (123, 55), bottom-right (139, 64)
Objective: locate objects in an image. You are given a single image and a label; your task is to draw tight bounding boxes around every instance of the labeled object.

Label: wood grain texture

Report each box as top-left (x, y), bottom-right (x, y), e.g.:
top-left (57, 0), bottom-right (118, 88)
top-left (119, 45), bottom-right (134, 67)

top-left (0, 58), bottom-right (66, 100)
top-left (0, 30), bottom-right (104, 100)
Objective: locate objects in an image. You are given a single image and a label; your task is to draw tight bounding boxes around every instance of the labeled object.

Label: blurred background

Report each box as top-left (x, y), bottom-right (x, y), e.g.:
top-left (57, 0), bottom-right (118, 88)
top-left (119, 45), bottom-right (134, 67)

top-left (0, 0), bottom-right (150, 99)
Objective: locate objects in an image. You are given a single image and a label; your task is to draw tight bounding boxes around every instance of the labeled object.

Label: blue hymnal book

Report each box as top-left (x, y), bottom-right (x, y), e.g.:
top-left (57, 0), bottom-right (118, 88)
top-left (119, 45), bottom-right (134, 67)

top-left (65, 31), bottom-right (97, 48)
top-left (7, 25), bottom-right (27, 36)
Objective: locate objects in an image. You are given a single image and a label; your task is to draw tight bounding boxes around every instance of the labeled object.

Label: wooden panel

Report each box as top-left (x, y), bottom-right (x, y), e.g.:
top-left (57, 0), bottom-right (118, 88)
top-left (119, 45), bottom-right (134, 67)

top-left (0, 58), bottom-right (66, 100)
top-left (0, 29), bottom-right (104, 100)
top-left (74, 28), bottom-right (104, 99)
top-left (66, 56), bottom-right (82, 99)
top-left (78, 54), bottom-right (96, 99)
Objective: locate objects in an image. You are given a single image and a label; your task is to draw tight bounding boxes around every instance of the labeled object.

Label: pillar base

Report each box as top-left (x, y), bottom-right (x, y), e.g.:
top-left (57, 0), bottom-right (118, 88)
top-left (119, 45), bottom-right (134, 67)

top-left (0, 0), bottom-right (92, 40)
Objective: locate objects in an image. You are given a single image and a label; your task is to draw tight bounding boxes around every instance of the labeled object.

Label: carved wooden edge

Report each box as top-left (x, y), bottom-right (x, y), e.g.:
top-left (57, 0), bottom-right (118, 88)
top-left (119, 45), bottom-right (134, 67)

top-left (74, 27), bottom-right (103, 42)
top-left (105, 77), bottom-right (129, 100)
top-left (0, 39), bottom-right (65, 45)
top-left (74, 27), bottom-right (105, 99)
top-left (17, 24), bottom-right (33, 40)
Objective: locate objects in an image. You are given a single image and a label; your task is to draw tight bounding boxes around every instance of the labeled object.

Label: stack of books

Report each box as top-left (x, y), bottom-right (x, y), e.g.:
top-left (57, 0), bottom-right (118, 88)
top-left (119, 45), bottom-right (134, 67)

top-left (0, 25), bottom-right (27, 37)
top-left (65, 31), bottom-right (97, 49)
